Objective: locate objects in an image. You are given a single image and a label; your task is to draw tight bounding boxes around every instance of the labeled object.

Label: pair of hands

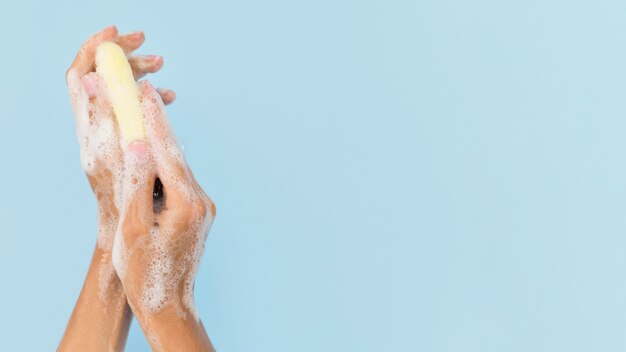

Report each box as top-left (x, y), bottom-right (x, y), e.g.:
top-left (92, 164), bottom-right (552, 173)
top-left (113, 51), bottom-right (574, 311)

top-left (59, 26), bottom-right (215, 351)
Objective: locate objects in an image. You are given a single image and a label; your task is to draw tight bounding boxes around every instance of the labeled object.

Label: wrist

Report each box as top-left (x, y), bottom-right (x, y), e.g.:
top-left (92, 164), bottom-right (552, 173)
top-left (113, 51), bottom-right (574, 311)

top-left (133, 302), bottom-right (214, 352)
top-left (90, 245), bottom-right (122, 296)
top-left (96, 208), bottom-right (118, 250)
top-left (121, 275), bottom-right (213, 351)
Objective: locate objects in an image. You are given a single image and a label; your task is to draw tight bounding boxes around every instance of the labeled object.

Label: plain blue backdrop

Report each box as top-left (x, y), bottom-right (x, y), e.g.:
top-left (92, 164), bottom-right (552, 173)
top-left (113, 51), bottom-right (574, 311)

top-left (2, 0), bottom-right (626, 351)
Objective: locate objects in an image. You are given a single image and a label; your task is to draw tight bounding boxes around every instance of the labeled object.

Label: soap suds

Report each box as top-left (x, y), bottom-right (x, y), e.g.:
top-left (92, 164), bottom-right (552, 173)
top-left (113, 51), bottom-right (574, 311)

top-left (69, 69), bottom-right (126, 298)
top-left (138, 86), bottom-right (215, 318)
top-left (68, 70), bottom-right (125, 249)
top-left (70, 70), bottom-right (214, 319)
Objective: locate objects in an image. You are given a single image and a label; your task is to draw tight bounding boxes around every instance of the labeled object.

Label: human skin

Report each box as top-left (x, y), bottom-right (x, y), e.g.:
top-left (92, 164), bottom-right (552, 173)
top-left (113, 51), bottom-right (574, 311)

top-left (59, 26), bottom-right (215, 351)
top-left (113, 80), bottom-right (217, 351)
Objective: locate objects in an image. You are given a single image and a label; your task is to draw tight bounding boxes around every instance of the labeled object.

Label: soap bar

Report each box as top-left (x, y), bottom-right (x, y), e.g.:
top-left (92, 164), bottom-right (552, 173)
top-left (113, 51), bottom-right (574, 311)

top-left (95, 42), bottom-right (146, 142)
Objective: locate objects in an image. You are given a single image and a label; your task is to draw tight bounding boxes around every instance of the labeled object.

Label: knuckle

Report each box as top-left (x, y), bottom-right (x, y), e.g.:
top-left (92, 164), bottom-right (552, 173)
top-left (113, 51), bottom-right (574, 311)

top-left (197, 188), bottom-right (217, 218)
top-left (206, 196), bottom-right (217, 218)
top-left (121, 208), bottom-right (149, 239)
top-left (178, 196), bottom-right (214, 224)
top-left (190, 198), bottom-right (208, 219)
top-left (122, 221), bottom-right (146, 239)
top-left (171, 201), bottom-right (200, 226)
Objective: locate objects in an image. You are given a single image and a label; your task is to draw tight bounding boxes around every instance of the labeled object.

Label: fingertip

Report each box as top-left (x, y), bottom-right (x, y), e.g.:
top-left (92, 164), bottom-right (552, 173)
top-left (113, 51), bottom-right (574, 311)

top-left (129, 30), bottom-right (145, 40)
top-left (140, 80), bottom-right (161, 103)
top-left (136, 55), bottom-right (163, 72)
top-left (100, 25), bottom-right (118, 40)
top-left (128, 140), bottom-right (148, 157)
top-left (133, 31), bottom-right (146, 46)
top-left (140, 79), bottom-right (155, 93)
top-left (124, 30), bottom-right (145, 45)
top-left (152, 55), bottom-right (163, 69)
top-left (125, 140), bottom-right (151, 169)
top-left (81, 73), bottom-right (99, 98)
top-left (158, 88), bottom-right (176, 105)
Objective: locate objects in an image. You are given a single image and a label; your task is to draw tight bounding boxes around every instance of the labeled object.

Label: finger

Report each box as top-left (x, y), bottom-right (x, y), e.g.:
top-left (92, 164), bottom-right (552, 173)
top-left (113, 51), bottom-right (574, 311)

top-left (81, 72), bottom-right (114, 123)
top-left (157, 88), bottom-right (176, 105)
top-left (73, 72), bottom-right (120, 175)
top-left (115, 31), bottom-right (145, 55)
top-left (139, 80), bottom-right (189, 184)
top-left (81, 72), bottom-right (99, 99)
top-left (70, 72), bottom-right (111, 127)
top-left (140, 81), bottom-right (212, 215)
top-left (67, 25), bottom-right (119, 78)
top-left (81, 72), bottom-right (102, 125)
top-left (129, 55), bottom-right (163, 80)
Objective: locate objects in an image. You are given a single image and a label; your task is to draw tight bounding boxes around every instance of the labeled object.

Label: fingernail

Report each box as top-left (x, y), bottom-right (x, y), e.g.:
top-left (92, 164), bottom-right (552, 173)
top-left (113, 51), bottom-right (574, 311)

top-left (81, 74), bottom-right (97, 97)
top-left (102, 25), bottom-right (117, 34)
top-left (129, 31), bottom-right (144, 40)
top-left (140, 56), bottom-right (162, 70)
top-left (150, 56), bottom-right (163, 69)
top-left (128, 140), bottom-right (148, 157)
top-left (157, 88), bottom-right (176, 100)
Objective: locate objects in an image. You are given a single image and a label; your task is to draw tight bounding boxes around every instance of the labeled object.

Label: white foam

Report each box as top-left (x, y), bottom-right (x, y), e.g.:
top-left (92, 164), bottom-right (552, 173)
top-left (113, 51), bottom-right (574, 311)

top-left (70, 71), bottom-right (215, 319)
top-left (69, 70), bottom-right (126, 248)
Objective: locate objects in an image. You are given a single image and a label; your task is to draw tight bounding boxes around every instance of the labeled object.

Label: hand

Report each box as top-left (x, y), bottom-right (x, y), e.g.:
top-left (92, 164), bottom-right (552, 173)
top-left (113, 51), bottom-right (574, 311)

top-left (60, 25), bottom-right (176, 352)
top-left (112, 81), bottom-right (216, 351)
top-left (66, 25), bottom-right (174, 250)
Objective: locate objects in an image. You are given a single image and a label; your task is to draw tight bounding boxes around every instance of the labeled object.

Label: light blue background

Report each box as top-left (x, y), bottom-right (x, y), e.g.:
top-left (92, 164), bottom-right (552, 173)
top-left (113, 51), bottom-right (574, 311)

top-left (1, 0), bottom-right (626, 351)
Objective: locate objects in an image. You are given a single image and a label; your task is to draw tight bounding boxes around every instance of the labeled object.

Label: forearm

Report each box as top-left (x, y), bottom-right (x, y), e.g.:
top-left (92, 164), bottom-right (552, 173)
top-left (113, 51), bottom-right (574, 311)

top-left (59, 245), bottom-right (132, 352)
top-left (132, 299), bottom-right (214, 351)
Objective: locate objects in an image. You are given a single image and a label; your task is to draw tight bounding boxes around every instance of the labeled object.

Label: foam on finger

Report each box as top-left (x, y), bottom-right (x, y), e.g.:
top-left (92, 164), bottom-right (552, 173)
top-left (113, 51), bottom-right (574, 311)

top-left (67, 70), bottom-right (120, 217)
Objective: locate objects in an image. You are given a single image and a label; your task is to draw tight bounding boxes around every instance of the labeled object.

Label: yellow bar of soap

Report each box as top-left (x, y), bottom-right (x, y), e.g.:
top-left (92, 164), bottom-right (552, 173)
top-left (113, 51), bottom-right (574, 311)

top-left (95, 42), bottom-right (146, 142)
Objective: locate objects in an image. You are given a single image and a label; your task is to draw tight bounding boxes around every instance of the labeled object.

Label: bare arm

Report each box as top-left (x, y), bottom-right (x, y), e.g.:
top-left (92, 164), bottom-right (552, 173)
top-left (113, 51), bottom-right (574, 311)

top-left (112, 81), bottom-right (217, 351)
top-left (59, 26), bottom-right (176, 351)
top-left (58, 246), bottom-right (132, 351)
